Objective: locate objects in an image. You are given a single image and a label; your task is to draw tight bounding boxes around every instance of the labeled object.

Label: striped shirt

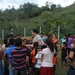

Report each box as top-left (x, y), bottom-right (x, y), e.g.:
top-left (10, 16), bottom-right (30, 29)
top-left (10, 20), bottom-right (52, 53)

top-left (10, 47), bottom-right (28, 71)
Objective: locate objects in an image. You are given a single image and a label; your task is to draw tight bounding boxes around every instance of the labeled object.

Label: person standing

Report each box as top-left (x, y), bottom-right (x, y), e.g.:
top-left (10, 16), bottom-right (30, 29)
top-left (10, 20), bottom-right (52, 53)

top-left (31, 29), bottom-right (44, 46)
top-left (10, 38), bottom-right (29, 75)
top-left (30, 42), bottom-right (39, 74)
top-left (53, 53), bottom-right (58, 75)
top-left (34, 45), bottom-right (46, 75)
top-left (60, 35), bottom-right (67, 48)
top-left (67, 34), bottom-right (73, 54)
top-left (2, 38), bottom-right (9, 75)
top-left (40, 33), bottom-right (46, 43)
top-left (40, 38), bottom-right (55, 75)
top-left (52, 34), bottom-right (58, 52)
top-left (0, 46), bottom-right (4, 75)
top-left (61, 42), bottom-right (68, 68)
top-left (67, 40), bottom-right (75, 75)
top-left (3, 38), bottom-right (16, 75)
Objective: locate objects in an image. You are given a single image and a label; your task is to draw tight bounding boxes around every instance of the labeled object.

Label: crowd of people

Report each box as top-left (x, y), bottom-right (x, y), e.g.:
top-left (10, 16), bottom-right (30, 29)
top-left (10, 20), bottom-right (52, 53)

top-left (0, 29), bottom-right (75, 75)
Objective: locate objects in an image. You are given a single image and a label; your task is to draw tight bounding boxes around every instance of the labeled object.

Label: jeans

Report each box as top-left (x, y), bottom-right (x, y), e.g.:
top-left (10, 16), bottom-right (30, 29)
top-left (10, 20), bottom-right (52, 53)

top-left (4, 62), bottom-right (9, 75)
top-left (67, 67), bottom-right (75, 75)
top-left (14, 70), bottom-right (26, 75)
top-left (0, 60), bottom-right (4, 75)
top-left (9, 63), bottom-right (15, 75)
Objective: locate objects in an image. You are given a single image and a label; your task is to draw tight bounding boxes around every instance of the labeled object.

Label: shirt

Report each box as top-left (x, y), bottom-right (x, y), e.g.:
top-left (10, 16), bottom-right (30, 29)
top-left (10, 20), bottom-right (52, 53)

top-left (4, 45), bottom-right (16, 63)
top-left (61, 47), bottom-right (68, 57)
top-left (10, 48), bottom-right (28, 71)
top-left (41, 48), bottom-right (54, 67)
top-left (61, 38), bottom-right (66, 46)
top-left (30, 50), bottom-right (36, 63)
top-left (67, 38), bottom-right (73, 48)
top-left (42, 37), bottom-right (46, 42)
top-left (52, 38), bottom-right (58, 45)
top-left (35, 51), bottom-right (42, 68)
top-left (53, 55), bottom-right (58, 65)
top-left (33, 34), bottom-right (44, 45)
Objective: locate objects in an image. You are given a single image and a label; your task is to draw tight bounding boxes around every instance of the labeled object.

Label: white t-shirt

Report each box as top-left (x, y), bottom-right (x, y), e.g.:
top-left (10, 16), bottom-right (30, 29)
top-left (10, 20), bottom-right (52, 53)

top-left (33, 34), bottom-right (44, 45)
top-left (41, 48), bottom-right (54, 67)
top-left (35, 51), bottom-right (42, 68)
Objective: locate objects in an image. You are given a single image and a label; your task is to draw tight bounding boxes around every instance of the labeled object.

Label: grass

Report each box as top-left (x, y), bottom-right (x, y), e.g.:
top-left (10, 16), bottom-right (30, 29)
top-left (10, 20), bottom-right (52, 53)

top-left (55, 50), bottom-right (69, 75)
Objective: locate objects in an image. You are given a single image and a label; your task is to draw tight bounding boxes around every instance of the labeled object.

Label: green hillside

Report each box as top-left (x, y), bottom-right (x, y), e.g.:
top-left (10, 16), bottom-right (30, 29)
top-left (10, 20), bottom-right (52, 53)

top-left (0, 2), bottom-right (75, 38)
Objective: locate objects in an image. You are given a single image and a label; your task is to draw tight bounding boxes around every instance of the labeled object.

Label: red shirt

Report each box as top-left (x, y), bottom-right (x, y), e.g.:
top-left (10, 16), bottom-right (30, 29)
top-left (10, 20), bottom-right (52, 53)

top-left (52, 38), bottom-right (58, 44)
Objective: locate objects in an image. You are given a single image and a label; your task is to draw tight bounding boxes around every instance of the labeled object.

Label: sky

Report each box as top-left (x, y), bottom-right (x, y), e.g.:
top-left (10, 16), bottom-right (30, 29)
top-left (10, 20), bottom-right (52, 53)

top-left (0, 0), bottom-right (75, 10)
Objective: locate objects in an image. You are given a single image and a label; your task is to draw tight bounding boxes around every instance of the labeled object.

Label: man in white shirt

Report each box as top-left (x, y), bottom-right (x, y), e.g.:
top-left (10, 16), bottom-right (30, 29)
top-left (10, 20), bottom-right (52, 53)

top-left (31, 29), bottom-right (44, 45)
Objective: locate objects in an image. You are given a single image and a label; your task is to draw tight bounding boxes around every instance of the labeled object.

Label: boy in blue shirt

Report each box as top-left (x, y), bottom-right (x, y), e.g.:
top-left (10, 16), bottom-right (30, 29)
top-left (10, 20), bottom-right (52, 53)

top-left (3, 38), bottom-right (16, 75)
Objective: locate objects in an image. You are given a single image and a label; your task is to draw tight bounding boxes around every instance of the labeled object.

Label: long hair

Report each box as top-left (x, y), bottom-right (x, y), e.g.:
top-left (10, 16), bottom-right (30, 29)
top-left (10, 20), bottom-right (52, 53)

top-left (45, 38), bottom-right (54, 52)
top-left (33, 42), bottom-right (38, 55)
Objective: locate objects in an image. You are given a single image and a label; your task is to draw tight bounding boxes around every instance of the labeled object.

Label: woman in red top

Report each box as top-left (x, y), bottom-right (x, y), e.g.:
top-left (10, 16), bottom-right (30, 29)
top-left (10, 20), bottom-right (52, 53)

top-left (52, 34), bottom-right (58, 52)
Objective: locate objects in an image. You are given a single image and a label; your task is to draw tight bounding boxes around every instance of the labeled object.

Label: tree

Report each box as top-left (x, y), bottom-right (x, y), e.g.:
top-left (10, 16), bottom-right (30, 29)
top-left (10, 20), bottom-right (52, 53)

top-left (51, 4), bottom-right (56, 11)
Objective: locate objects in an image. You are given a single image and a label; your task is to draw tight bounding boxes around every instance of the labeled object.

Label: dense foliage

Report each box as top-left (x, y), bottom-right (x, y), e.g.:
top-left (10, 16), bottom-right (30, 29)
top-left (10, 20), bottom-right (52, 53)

top-left (0, 2), bottom-right (75, 38)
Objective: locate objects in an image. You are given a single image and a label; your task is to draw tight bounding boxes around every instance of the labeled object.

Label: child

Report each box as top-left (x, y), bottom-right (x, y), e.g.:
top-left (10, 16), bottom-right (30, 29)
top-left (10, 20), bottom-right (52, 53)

top-left (30, 42), bottom-right (39, 74)
top-left (40, 38), bottom-right (55, 75)
top-left (61, 42), bottom-right (68, 68)
top-left (53, 53), bottom-right (58, 75)
top-left (34, 45), bottom-right (47, 75)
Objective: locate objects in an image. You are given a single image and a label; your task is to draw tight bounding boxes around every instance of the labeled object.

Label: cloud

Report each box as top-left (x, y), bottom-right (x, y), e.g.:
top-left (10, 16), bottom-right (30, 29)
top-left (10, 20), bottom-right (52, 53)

top-left (53, 0), bottom-right (74, 7)
top-left (37, 0), bottom-right (74, 7)
top-left (0, 0), bottom-right (75, 10)
top-left (37, 0), bottom-right (47, 6)
top-left (4, 0), bottom-right (38, 5)
top-left (0, 0), bottom-right (19, 9)
top-left (5, 0), bottom-right (19, 4)
top-left (0, 0), bottom-right (4, 3)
